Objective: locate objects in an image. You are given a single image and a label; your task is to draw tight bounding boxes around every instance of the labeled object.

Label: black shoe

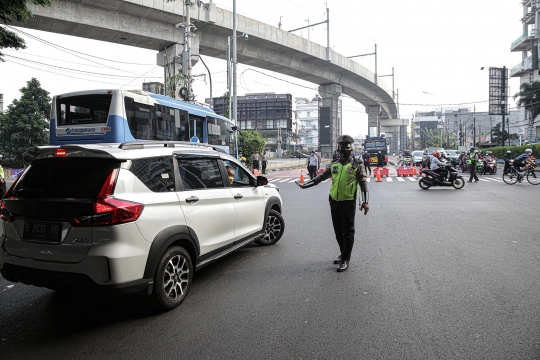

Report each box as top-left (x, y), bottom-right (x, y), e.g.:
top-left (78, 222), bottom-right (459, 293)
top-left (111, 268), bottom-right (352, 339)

top-left (468, 180), bottom-right (472, 183)
top-left (474, 179), bottom-right (479, 182)
top-left (337, 260), bottom-right (349, 272)
top-left (333, 255), bottom-right (342, 264)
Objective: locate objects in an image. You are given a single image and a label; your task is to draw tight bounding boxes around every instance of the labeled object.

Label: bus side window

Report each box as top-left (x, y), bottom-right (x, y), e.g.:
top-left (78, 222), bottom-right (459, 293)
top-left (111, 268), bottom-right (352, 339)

top-left (125, 97), bottom-right (155, 140)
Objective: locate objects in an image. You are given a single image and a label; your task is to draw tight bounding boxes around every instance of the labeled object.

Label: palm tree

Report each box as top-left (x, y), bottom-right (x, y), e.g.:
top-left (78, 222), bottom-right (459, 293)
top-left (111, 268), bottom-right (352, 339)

top-left (513, 81), bottom-right (540, 125)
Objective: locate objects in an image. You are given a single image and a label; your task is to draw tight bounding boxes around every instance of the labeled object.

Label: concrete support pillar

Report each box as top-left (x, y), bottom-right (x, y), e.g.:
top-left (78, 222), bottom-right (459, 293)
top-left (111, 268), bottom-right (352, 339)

top-left (156, 39), bottom-right (200, 99)
top-left (367, 105), bottom-right (380, 137)
top-left (318, 84), bottom-right (342, 158)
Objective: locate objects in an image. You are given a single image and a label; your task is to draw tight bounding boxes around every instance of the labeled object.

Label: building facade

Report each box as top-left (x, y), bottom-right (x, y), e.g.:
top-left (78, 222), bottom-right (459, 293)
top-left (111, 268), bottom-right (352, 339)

top-left (0, 93), bottom-right (3, 113)
top-left (509, 0), bottom-right (540, 142)
top-left (412, 108), bottom-right (526, 150)
top-left (208, 93), bottom-right (296, 152)
top-left (295, 96), bottom-right (319, 151)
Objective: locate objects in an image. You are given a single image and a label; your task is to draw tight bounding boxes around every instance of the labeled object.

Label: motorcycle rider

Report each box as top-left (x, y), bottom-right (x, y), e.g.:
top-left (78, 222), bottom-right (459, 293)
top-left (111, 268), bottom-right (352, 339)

top-left (503, 150), bottom-right (513, 175)
top-left (513, 149), bottom-right (535, 173)
top-left (458, 151), bottom-right (466, 171)
top-left (468, 147), bottom-right (479, 182)
top-left (430, 150), bottom-right (448, 182)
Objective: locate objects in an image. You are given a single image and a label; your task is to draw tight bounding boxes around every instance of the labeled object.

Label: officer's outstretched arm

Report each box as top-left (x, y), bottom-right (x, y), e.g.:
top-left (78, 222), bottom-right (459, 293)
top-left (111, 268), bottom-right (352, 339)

top-left (296, 166), bottom-right (332, 189)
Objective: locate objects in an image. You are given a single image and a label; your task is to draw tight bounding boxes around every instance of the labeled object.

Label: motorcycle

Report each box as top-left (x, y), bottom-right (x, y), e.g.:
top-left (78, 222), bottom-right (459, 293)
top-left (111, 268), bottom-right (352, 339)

top-left (418, 164), bottom-right (465, 190)
top-left (482, 157), bottom-right (497, 175)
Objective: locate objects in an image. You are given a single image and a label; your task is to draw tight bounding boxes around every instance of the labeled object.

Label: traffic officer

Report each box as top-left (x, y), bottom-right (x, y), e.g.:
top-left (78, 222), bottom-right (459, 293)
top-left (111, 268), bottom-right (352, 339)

top-left (296, 135), bottom-right (369, 272)
top-left (468, 147), bottom-right (479, 182)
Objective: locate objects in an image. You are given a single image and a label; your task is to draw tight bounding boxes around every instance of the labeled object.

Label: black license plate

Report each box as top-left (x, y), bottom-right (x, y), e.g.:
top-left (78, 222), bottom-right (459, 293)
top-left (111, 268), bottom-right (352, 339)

top-left (23, 221), bottom-right (62, 242)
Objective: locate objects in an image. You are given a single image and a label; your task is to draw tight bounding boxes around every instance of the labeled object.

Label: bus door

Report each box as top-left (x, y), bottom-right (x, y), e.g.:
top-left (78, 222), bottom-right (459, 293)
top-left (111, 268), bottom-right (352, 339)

top-left (189, 115), bottom-right (205, 143)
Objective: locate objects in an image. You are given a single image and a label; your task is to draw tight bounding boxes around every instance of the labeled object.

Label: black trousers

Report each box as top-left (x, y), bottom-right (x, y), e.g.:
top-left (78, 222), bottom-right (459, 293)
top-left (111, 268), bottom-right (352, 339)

top-left (262, 161), bottom-right (267, 174)
top-left (329, 199), bottom-right (356, 261)
top-left (308, 165), bottom-right (317, 179)
top-left (253, 160), bottom-right (259, 170)
top-left (469, 162), bottom-right (479, 181)
top-left (364, 161), bottom-right (371, 174)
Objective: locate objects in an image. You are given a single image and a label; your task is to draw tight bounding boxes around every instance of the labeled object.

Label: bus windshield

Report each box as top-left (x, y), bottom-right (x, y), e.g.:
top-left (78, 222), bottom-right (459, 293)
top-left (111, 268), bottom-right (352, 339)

top-left (57, 94), bottom-right (112, 125)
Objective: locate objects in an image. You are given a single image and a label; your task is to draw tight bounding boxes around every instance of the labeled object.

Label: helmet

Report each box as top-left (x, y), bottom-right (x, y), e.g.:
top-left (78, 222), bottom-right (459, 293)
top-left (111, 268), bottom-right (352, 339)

top-left (433, 150), bottom-right (440, 157)
top-left (470, 147), bottom-right (475, 152)
top-left (525, 148), bottom-right (533, 155)
top-left (474, 150), bottom-right (479, 154)
top-left (337, 135), bottom-right (354, 150)
top-left (506, 151), bottom-right (512, 154)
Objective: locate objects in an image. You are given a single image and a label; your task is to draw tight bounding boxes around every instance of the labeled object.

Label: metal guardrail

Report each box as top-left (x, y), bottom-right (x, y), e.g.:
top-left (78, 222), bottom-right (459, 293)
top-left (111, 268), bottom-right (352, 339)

top-left (511, 32), bottom-right (528, 48)
top-left (510, 61), bottom-right (524, 76)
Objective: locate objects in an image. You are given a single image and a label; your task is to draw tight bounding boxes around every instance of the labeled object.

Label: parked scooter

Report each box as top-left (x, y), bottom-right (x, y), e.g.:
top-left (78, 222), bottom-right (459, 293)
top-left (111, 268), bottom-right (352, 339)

top-left (418, 164), bottom-right (465, 190)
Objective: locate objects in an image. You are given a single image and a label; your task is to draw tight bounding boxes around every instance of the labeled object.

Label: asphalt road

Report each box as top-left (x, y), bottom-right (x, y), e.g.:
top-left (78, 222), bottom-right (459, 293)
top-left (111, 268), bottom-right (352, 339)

top-left (1, 170), bottom-right (539, 359)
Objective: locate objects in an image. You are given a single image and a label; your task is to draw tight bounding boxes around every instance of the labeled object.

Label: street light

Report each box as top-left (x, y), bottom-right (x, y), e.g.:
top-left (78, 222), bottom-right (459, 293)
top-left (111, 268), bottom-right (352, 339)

top-left (422, 91), bottom-right (443, 147)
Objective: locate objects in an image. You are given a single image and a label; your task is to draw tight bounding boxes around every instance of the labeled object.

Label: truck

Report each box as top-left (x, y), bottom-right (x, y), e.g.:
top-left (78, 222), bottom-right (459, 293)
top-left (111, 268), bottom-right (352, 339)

top-left (362, 136), bottom-right (389, 165)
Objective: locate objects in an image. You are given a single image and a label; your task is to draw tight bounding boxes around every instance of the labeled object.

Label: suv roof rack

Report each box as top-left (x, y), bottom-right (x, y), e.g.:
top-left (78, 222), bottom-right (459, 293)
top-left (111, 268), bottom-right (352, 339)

top-left (118, 141), bottom-right (227, 154)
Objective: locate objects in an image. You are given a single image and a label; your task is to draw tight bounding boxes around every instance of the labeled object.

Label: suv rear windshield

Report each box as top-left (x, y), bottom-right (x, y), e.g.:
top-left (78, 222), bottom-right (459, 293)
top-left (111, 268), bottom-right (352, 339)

top-left (14, 158), bottom-right (121, 199)
top-left (57, 94), bottom-right (112, 125)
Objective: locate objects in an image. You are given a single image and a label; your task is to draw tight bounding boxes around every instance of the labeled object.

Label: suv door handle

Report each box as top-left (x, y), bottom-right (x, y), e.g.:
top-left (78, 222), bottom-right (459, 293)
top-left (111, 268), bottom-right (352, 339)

top-left (186, 196), bottom-right (199, 203)
top-left (234, 194), bottom-right (243, 199)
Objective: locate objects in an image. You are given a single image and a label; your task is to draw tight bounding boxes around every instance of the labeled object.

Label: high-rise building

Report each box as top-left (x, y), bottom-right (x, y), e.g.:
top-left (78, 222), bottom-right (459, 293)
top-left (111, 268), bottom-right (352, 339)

top-left (207, 93), bottom-right (296, 152)
top-left (0, 93), bottom-right (3, 113)
top-left (295, 96), bottom-right (319, 150)
top-left (509, 0), bottom-right (540, 142)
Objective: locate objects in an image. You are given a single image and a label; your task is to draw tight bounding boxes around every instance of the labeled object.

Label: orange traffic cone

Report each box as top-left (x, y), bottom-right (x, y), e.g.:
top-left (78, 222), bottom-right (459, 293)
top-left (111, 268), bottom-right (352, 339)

top-left (420, 164), bottom-right (423, 171)
top-left (376, 172), bottom-right (382, 182)
top-left (413, 166), bottom-right (417, 175)
top-left (299, 170), bottom-right (305, 183)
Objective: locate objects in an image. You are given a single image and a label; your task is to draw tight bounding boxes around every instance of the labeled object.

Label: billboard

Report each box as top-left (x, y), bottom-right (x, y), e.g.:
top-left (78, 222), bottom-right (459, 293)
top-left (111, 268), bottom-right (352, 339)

top-left (319, 106), bottom-right (331, 146)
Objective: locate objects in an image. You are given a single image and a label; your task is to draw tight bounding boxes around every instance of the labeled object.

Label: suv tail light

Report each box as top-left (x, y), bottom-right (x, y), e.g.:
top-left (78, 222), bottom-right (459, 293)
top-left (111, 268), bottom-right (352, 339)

top-left (1, 168), bottom-right (29, 222)
top-left (71, 169), bottom-right (144, 227)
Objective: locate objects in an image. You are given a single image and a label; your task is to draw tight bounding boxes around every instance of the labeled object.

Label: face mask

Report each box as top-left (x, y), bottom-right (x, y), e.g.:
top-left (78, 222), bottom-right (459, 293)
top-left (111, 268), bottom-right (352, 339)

top-left (339, 149), bottom-right (351, 157)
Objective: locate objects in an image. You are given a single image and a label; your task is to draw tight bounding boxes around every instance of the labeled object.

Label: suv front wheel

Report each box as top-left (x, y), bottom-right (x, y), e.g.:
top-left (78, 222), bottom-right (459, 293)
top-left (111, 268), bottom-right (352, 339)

top-left (153, 246), bottom-right (193, 310)
top-left (256, 209), bottom-right (285, 246)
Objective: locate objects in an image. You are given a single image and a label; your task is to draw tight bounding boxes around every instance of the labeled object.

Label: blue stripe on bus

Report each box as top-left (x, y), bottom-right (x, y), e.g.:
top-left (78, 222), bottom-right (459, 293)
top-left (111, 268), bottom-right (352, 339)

top-left (50, 115), bottom-right (130, 144)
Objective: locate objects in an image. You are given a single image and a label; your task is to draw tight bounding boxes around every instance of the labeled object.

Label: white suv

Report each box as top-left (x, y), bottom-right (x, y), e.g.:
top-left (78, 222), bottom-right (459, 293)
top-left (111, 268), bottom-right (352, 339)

top-left (0, 142), bottom-right (284, 310)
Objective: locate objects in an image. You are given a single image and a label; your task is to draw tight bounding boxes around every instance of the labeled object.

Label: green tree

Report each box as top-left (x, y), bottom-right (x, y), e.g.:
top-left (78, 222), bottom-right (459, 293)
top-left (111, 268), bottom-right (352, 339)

top-left (238, 130), bottom-right (266, 168)
top-left (0, 78), bottom-right (51, 167)
top-left (513, 80), bottom-right (540, 125)
top-left (422, 128), bottom-right (441, 148)
top-left (0, 0), bottom-right (52, 61)
top-left (491, 122), bottom-right (509, 145)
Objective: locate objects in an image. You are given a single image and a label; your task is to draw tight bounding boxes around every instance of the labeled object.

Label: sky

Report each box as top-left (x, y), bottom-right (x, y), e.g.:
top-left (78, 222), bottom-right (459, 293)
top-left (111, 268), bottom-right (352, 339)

top-left (0, 0), bottom-right (525, 138)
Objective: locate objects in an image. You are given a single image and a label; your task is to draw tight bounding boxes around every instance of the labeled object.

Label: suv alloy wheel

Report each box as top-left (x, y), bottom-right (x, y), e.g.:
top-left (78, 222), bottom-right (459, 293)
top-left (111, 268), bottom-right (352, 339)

top-left (154, 246), bottom-right (193, 310)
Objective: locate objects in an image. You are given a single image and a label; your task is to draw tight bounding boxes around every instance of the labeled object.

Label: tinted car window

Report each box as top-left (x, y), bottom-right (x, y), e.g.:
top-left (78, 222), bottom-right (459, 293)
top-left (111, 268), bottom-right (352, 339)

top-left (178, 158), bottom-right (224, 190)
top-left (130, 156), bottom-right (175, 192)
top-left (13, 158), bottom-right (121, 198)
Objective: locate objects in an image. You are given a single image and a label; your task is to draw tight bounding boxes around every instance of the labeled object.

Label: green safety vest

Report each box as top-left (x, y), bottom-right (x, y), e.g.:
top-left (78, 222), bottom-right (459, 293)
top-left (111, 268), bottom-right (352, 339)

top-left (329, 161), bottom-right (359, 201)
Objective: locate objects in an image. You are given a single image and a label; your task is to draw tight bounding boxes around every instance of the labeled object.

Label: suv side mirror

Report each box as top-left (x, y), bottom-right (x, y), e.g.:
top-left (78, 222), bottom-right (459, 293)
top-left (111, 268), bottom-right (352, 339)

top-left (256, 176), bottom-right (268, 186)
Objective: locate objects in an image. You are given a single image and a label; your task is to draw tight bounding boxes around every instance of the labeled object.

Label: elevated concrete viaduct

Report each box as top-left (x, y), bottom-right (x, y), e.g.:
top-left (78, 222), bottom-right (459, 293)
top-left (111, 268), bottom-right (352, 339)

top-left (18, 0), bottom-right (399, 154)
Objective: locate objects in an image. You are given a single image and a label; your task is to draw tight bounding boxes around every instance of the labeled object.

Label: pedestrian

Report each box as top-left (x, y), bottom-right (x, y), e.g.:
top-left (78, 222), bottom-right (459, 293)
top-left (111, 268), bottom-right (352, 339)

top-left (315, 150), bottom-right (322, 169)
top-left (362, 150), bottom-right (371, 175)
top-left (251, 151), bottom-right (260, 170)
top-left (468, 147), bottom-right (479, 183)
top-left (307, 151), bottom-right (318, 179)
top-left (261, 151), bottom-right (268, 174)
top-left (332, 149), bottom-right (340, 161)
top-left (296, 135), bottom-right (369, 272)
top-left (377, 150), bottom-right (384, 168)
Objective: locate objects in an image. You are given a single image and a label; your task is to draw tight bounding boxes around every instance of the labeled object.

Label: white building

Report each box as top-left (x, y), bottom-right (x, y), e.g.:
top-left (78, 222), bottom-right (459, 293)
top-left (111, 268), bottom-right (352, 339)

top-left (295, 96), bottom-right (319, 150)
top-left (510, 0), bottom-right (540, 142)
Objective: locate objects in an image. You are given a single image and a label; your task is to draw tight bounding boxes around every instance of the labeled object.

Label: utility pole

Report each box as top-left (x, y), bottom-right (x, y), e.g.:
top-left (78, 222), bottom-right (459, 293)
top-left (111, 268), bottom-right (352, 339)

top-left (473, 106), bottom-right (476, 147)
top-left (306, 19), bottom-right (310, 41)
top-left (233, 0), bottom-right (237, 130)
top-left (501, 65), bottom-right (506, 147)
top-left (278, 16), bottom-right (282, 29)
top-left (184, 0), bottom-right (193, 99)
top-left (326, 5), bottom-right (330, 62)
